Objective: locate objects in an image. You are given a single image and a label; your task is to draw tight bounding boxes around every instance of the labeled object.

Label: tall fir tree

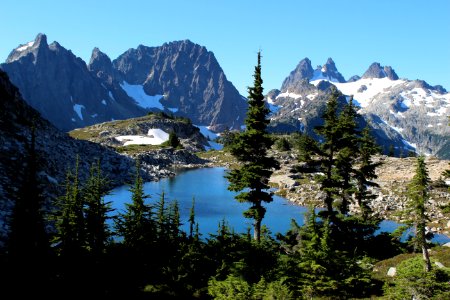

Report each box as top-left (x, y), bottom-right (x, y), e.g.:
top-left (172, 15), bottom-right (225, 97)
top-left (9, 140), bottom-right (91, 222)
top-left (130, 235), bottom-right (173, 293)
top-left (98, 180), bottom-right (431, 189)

top-left (313, 88), bottom-right (343, 215)
top-left (53, 156), bottom-right (86, 258)
top-left (116, 159), bottom-right (153, 251)
top-left (406, 156), bottom-right (432, 272)
top-left (226, 52), bottom-right (279, 242)
top-left (335, 97), bottom-right (360, 215)
top-left (83, 161), bottom-right (112, 256)
top-left (8, 125), bottom-right (49, 260)
top-left (354, 125), bottom-right (382, 219)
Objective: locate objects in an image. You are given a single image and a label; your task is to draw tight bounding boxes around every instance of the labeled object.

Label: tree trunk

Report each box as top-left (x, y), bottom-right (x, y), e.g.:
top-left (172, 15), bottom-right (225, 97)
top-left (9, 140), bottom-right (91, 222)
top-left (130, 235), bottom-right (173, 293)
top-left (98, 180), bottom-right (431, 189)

top-left (254, 218), bottom-right (261, 242)
top-left (419, 224), bottom-right (432, 272)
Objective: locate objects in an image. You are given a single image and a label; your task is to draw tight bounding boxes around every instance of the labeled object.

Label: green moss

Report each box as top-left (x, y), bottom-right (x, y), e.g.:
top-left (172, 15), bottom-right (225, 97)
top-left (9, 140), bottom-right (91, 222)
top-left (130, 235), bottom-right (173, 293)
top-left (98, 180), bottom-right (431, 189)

top-left (68, 129), bottom-right (101, 140)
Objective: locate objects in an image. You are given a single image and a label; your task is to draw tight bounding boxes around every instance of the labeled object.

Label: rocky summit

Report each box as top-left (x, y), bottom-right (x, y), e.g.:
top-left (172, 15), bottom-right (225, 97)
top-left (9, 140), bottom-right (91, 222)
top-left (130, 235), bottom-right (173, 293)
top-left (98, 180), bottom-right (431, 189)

top-left (0, 34), bottom-right (247, 132)
top-left (266, 58), bottom-right (450, 159)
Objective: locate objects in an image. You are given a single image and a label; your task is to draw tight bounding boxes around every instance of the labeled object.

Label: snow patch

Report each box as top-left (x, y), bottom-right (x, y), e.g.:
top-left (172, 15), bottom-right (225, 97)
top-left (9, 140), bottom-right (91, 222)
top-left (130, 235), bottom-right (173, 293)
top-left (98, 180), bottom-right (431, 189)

top-left (402, 139), bottom-right (417, 150)
top-left (108, 91), bottom-right (115, 101)
top-left (276, 91), bottom-right (302, 99)
top-left (167, 107), bottom-right (179, 113)
top-left (73, 104), bottom-right (85, 120)
top-left (101, 99), bottom-right (107, 105)
top-left (71, 118), bottom-right (76, 122)
top-left (16, 41), bottom-right (34, 52)
top-left (115, 128), bottom-right (169, 146)
top-left (196, 125), bottom-right (219, 140)
top-left (120, 81), bottom-right (164, 110)
top-left (311, 69), bottom-right (339, 82)
top-left (91, 114), bottom-right (98, 118)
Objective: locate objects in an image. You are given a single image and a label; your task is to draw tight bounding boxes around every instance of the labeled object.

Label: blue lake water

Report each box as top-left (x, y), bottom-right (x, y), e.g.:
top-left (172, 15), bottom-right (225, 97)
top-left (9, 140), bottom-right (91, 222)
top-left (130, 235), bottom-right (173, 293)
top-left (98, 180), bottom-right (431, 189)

top-left (105, 167), bottom-right (450, 243)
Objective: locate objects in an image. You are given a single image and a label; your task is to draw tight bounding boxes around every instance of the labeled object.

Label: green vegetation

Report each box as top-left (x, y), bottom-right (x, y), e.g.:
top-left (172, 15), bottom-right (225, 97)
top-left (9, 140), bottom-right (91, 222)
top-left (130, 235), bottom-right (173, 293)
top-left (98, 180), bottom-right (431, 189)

top-left (226, 52), bottom-right (280, 242)
top-left (3, 58), bottom-right (450, 299)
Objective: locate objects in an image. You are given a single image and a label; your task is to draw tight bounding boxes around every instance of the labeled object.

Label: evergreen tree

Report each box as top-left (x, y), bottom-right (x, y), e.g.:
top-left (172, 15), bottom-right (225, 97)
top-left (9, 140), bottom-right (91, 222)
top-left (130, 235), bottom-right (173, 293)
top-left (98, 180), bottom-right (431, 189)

top-left (53, 156), bottom-right (86, 258)
top-left (354, 125), bottom-right (382, 219)
top-left (83, 161), bottom-right (112, 256)
top-left (226, 52), bottom-right (280, 242)
top-left (335, 97), bottom-right (360, 215)
top-left (313, 88), bottom-right (343, 215)
top-left (406, 156), bottom-right (432, 272)
top-left (8, 125), bottom-right (49, 259)
top-left (167, 131), bottom-right (181, 149)
top-left (116, 160), bottom-right (153, 251)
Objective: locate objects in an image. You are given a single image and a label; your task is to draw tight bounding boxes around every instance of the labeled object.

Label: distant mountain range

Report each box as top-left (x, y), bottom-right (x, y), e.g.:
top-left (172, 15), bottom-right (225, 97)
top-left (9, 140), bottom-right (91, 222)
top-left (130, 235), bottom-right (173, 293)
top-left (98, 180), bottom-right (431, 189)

top-left (1, 34), bottom-right (247, 132)
top-left (267, 58), bottom-right (450, 158)
top-left (1, 34), bottom-right (449, 158)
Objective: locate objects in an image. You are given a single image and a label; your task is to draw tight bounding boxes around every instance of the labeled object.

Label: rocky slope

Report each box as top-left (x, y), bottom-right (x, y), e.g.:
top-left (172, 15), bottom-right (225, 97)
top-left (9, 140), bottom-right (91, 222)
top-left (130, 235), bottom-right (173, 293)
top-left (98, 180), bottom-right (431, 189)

top-left (1, 34), bottom-right (247, 132)
top-left (266, 58), bottom-right (450, 158)
top-left (112, 40), bottom-right (247, 131)
top-left (0, 70), bottom-right (207, 242)
top-left (69, 112), bottom-right (210, 152)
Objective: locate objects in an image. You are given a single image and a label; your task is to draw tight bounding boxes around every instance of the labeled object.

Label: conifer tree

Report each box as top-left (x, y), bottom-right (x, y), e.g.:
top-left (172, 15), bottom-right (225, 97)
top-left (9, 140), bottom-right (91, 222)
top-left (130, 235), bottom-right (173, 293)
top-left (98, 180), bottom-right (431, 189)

top-left (167, 131), bottom-right (181, 149)
top-left (7, 125), bottom-right (50, 282)
top-left (335, 97), bottom-right (360, 215)
top-left (116, 160), bottom-right (153, 251)
top-left (83, 161), bottom-right (112, 256)
top-left (226, 52), bottom-right (279, 242)
top-left (313, 88), bottom-right (343, 215)
top-left (53, 156), bottom-right (86, 257)
top-left (354, 126), bottom-right (382, 219)
top-left (406, 156), bottom-right (432, 272)
top-left (8, 125), bottom-right (49, 260)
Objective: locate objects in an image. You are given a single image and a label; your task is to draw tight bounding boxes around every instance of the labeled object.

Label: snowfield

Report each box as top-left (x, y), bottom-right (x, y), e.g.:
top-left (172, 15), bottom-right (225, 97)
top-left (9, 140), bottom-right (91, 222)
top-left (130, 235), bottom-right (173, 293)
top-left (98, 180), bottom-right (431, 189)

top-left (120, 81), bottom-right (164, 110)
top-left (310, 78), bottom-right (406, 108)
top-left (115, 128), bottom-right (169, 146)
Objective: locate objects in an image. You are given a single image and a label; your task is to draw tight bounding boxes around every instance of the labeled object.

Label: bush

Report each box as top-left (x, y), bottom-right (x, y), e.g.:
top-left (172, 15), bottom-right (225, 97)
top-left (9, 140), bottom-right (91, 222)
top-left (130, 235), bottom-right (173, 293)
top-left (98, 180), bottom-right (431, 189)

top-left (383, 256), bottom-right (450, 299)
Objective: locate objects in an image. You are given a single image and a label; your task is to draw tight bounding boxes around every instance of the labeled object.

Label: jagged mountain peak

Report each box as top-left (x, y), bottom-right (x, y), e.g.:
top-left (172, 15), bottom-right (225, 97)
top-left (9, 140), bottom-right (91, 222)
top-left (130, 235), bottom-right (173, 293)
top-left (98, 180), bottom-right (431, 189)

top-left (88, 47), bottom-right (113, 73)
top-left (362, 62), bottom-right (399, 80)
top-left (280, 58), bottom-right (314, 92)
top-left (312, 57), bottom-right (346, 83)
top-left (5, 33), bottom-right (48, 63)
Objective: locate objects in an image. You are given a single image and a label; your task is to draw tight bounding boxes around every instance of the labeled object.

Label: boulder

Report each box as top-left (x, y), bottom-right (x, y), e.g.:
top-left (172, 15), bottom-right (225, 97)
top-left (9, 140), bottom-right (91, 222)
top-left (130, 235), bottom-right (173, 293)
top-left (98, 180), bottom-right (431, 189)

top-left (387, 267), bottom-right (396, 277)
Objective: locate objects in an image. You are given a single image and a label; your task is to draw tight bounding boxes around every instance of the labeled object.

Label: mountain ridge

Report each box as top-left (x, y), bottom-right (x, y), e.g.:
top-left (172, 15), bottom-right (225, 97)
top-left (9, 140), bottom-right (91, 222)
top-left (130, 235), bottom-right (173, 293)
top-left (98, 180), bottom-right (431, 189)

top-left (1, 34), bottom-right (247, 132)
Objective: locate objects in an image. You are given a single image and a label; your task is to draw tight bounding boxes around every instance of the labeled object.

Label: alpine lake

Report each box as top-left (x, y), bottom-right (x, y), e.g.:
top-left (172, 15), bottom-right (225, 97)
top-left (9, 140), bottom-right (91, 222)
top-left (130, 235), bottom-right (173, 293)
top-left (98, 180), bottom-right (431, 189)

top-left (105, 167), bottom-right (450, 244)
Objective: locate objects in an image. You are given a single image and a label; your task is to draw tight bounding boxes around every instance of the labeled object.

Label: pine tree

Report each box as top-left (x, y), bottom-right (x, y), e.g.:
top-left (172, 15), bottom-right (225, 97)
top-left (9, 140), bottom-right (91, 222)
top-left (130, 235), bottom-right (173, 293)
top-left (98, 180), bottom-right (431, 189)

top-left (335, 97), bottom-right (360, 215)
top-left (8, 125), bottom-right (49, 260)
top-left (354, 126), bottom-right (382, 219)
top-left (226, 52), bottom-right (279, 242)
top-left (83, 161), bottom-right (112, 256)
top-left (407, 156), bottom-right (432, 272)
top-left (167, 131), bottom-right (181, 149)
top-left (116, 160), bottom-right (153, 251)
top-left (313, 88), bottom-right (343, 215)
top-left (53, 156), bottom-right (86, 258)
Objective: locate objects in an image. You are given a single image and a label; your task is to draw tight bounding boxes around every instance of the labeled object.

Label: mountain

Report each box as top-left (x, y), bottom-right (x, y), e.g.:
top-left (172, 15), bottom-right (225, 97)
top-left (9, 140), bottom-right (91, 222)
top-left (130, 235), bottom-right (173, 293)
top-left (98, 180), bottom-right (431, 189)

top-left (1, 34), bottom-right (247, 132)
top-left (1, 34), bottom-right (147, 131)
top-left (112, 40), bottom-right (247, 131)
top-left (267, 58), bottom-right (450, 158)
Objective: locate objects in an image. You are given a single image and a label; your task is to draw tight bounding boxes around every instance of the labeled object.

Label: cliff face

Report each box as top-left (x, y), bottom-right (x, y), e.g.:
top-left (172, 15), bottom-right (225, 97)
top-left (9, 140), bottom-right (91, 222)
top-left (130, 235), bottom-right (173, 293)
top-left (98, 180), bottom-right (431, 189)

top-left (1, 35), bottom-right (247, 132)
top-left (113, 40), bottom-right (247, 131)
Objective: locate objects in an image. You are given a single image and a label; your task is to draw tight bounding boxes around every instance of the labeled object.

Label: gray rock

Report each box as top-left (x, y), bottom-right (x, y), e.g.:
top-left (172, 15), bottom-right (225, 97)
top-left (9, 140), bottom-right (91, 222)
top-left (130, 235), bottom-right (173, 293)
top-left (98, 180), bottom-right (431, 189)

top-left (435, 261), bottom-right (445, 268)
top-left (361, 62), bottom-right (399, 80)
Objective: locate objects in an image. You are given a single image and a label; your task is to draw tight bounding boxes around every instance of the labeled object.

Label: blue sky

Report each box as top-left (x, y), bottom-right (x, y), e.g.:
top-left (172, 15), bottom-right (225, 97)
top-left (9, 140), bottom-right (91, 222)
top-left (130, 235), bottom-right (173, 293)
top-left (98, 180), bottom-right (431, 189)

top-left (1, 0), bottom-right (449, 95)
